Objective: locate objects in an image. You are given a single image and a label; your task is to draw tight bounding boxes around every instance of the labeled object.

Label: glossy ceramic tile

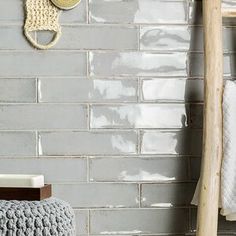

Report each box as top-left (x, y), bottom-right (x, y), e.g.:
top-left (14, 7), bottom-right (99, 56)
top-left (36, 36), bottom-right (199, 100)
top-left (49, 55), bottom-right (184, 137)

top-left (38, 131), bottom-right (137, 156)
top-left (74, 210), bottom-right (88, 235)
top-left (53, 183), bottom-right (138, 208)
top-left (0, 158), bottom-right (87, 182)
top-left (37, 25), bottom-right (138, 50)
top-left (90, 104), bottom-right (189, 129)
top-left (0, 132), bottom-right (36, 156)
top-left (141, 26), bottom-right (199, 51)
top-left (224, 54), bottom-right (236, 76)
top-left (89, 0), bottom-right (188, 24)
top-left (0, 1), bottom-right (24, 22)
top-left (38, 78), bottom-right (138, 103)
top-left (189, 104), bottom-right (203, 128)
top-left (188, 53), bottom-right (204, 77)
top-left (189, 53), bottom-right (236, 77)
top-left (141, 129), bottom-right (202, 155)
top-left (141, 183), bottom-right (196, 207)
top-left (140, 26), bottom-right (236, 52)
top-left (89, 157), bottom-right (189, 182)
top-left (188, 1), bottom-right (202, 25)
top-left (190, 157), bottom-right (201, 181)
top-left (142, 78), bottom-right (203, 102)
top-left (223, 27), bottom-right (236, 52)
top-left (60, 0), bottom-right (87, 23)
top-left (0, 52), bottom-right (86, 77)
top-left (0, 26), bottom-right (34, 50)
top-left (90, 209), bottom-right (189, 234)
top-left (90, 52), bottom-right (188, 77)
top-left (0, 79), bottom-right (36, 103)
top-left (0, 104), bottom-right (87, 130)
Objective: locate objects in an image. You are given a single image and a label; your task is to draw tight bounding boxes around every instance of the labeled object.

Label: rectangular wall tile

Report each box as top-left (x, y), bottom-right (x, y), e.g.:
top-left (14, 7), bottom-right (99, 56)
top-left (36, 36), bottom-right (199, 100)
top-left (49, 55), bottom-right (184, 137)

top-left (60, 0), bottom-right (87, 23)
top-left (0, 79), bottom-right (36, 103)
top-left (141, 183), bottom-right (196, 207)
top-left (0, 132), bottom-right (36, 156)
top-left (74, 210), bottom-right (89, 235)
top-left (188, 1), bottom-right (202, 25)
top-left (141, 129), bottom-right (202, 155)
top-left (37, 26), bottom-right (138, 50)
top-left (89, 157), bottom-right (189, 182)
top-left (90, 52), bottom-right (188, 77)
top-left (0, 158), bottom-right (87, 182)
top-left (140, 26), bottom-right (236, 52)
top-left (0, 26), bottom-right (33, 50)
top-left (140, 25), bottom-right (190, 51)
top-left (189, 53), bottom-right (236, 77)
top-left (0, 104), bottom-right (87, 130)
top-left (189, 104), bottom-right (203, 129)
top-left (141, 78), bottom-right (203, 102)
top-left (90, 209), bottom-right (189, 234)
top-left (0, 1), bottom-right (23, 22)
top-left (38, 78), bottom-right (138, 103)
top-left (39, 131), bottom-right (137, 156)
top-left (53, 183), bottom-right (138, 208)
top-left (190, 157), bottom-right (201, 181)
top-left (90, 104), bottom-right (188, 129)
top-left (140, 26), bottom-right (202, 51)
top-left (224, 53), bottom-right (236, 76)
top-left (89, 0), bottom-right (188, 24)
top-left (0, 52), bottom-right (86, 77)
top-left (223, 27), bottom-right (236, 52)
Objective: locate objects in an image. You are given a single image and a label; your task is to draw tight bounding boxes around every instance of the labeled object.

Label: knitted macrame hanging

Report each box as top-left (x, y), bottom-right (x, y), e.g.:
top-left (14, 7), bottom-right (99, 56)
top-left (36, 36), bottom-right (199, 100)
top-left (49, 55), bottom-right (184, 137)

top-left (24, 0), bottom-right (62, 50)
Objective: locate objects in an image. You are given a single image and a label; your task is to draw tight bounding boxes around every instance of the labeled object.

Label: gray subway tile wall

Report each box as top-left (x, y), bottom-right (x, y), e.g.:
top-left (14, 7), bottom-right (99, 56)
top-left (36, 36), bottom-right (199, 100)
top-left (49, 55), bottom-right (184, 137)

top-left (53, 183), bottom-right (139, 208)
top-left (38, 78), bottom-right (138, 103)
top-left (90, 209), bottom-right (189, 234)
top-left (0, 0), bottom-right (235, 235)
top-left (0, 78), bottom-right (36, 103)
top-left (89, 0), bottom-right (188, 24)
top-left (38, 131), bottom-right (137, 156)
top-left (37, 26), bottom-right (139, 50)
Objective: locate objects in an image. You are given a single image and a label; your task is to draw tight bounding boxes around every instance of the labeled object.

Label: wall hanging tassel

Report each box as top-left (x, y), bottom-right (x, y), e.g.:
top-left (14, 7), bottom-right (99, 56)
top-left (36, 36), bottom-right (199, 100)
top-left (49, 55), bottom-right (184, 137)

top-left (24, 0), bottom-right (62, 50)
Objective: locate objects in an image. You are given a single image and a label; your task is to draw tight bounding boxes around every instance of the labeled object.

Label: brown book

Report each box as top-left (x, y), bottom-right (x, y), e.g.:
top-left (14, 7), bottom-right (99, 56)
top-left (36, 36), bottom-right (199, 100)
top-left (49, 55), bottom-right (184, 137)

top-left (0, 184), bottom-right (52, 201)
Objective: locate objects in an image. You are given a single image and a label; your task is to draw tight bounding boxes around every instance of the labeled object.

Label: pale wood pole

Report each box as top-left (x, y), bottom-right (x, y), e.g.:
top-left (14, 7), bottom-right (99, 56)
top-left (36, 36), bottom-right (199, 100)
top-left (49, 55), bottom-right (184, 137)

top-left (196, 0), bottom-right (223, 235)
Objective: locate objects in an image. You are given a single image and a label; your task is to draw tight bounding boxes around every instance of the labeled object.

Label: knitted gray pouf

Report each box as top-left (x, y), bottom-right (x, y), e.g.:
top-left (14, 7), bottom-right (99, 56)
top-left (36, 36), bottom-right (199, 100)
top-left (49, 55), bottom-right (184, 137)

top-left (0, 198), bottom-right (75, 236)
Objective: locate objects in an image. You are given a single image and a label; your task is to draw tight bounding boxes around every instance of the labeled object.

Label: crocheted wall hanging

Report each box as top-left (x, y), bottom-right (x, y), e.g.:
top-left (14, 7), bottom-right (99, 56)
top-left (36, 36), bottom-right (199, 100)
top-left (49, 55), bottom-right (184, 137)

top-left (24, 0), bottom-right (62, 50)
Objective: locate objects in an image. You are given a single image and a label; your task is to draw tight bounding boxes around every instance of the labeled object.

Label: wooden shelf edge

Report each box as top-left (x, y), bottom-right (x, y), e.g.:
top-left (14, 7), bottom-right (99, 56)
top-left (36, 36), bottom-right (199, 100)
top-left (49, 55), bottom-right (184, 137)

top-left (222, 9), bottom-right (236, 18)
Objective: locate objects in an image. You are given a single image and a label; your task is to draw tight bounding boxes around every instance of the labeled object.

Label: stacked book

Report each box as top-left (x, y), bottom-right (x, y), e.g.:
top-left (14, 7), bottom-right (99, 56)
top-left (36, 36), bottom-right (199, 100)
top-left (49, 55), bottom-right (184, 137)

top-left (0, 175), bottom-right (51, 201)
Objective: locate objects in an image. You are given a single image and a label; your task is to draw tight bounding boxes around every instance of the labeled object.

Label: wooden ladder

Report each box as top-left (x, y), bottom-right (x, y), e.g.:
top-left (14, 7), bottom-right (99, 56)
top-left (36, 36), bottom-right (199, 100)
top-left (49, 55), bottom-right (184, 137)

top-left (197, 1), bottom-right (235, 236)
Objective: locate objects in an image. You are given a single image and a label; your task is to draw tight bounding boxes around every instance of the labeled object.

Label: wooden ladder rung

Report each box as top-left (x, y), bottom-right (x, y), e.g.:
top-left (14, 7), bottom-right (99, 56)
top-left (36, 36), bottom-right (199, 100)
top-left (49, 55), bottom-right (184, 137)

top-left (222, 9), bottom-right (236, 17)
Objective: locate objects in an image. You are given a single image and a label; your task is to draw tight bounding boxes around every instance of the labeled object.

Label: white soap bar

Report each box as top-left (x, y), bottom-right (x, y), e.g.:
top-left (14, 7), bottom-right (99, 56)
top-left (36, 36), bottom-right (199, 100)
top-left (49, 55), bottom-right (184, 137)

top-left (0, 174), bottom-right (44, 188)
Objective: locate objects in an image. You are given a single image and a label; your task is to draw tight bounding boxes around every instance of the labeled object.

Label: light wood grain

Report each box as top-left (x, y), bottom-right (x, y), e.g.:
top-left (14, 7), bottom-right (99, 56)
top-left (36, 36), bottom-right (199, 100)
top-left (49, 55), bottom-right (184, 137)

top-left (197, 0), bottom-right (223, 235)
top-left (222, 9), bottom-right (236, 17)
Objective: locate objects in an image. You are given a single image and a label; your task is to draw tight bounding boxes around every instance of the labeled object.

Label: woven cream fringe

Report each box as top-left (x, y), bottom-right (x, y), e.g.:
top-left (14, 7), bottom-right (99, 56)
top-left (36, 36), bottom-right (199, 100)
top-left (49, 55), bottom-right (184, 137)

top-left (24, 0), bottom-right (61, 49)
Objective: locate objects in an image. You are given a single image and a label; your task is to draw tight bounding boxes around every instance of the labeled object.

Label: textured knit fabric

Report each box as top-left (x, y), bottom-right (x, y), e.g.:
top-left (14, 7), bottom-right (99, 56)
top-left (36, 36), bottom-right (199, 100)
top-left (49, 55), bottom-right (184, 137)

top-left (220, 80), bottom-right (236, 220)
top-left (192, 80), bottom-right (236, 221)
top-left (0, 198), bottom-right (75, 235)
top-left (24, 0), bottom-right (61, 49)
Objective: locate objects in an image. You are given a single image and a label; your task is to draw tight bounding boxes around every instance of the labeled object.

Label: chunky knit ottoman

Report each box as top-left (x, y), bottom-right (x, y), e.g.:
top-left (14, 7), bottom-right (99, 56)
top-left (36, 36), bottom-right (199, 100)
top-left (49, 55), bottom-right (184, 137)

top-left (0, 198), bottom-right (75, 236)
